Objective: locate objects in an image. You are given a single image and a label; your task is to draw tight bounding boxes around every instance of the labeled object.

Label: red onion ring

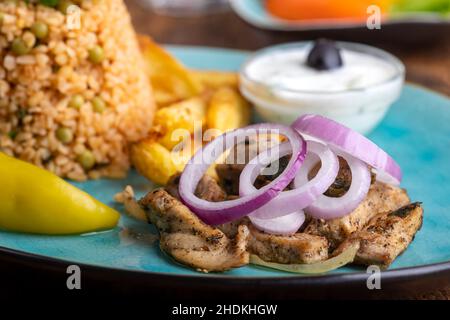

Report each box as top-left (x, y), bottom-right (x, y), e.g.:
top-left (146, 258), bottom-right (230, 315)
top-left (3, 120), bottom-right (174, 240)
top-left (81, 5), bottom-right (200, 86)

top-left (295, 150), bottom-right (371, 219)
top-left (250, 210), bottom-right (306, 235)
top-left (292, 114), bottom-right (402, 185)
top-left (240, 140), bottom-right (339, 219)
top-left (179, 124), bottom-right (306, 225)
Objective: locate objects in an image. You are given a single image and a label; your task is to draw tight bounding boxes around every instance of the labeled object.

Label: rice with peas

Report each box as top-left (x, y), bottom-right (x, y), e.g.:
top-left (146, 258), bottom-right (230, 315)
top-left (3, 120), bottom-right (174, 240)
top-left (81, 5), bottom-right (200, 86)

top-left (0, 0), bottom-right (155, 180)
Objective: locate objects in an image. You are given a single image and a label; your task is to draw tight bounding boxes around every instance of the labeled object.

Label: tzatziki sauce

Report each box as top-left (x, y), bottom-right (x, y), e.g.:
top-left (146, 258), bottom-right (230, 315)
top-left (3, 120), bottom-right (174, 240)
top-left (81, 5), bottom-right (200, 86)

top-left (245, 46), bottom-right (397, 93)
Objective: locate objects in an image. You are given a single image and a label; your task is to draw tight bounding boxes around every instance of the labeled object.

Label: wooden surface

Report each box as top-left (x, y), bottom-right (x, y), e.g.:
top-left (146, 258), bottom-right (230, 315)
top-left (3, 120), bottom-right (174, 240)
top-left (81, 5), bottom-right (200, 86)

top-left (124, 0), bottom-right (449, 300)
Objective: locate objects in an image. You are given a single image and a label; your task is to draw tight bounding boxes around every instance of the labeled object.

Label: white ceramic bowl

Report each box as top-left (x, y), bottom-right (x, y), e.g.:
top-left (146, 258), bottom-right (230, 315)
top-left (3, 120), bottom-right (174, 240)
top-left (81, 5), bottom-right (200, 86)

top-left (239, 41), bottom-right (405, 134)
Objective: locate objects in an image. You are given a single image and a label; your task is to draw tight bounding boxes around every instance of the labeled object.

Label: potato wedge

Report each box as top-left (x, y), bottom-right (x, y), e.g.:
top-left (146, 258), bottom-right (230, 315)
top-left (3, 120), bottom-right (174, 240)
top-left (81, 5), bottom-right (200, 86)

top-left (171, 136), bottom-right (200, 169)
top-left (131, 138), bottom-right (180, 186)
top-left (190, 70), bottom-right (239, 90)
top-left (132, 135), bottom-right (218, 185)
top-left (134, 36), bottom-right (253, 186)
top-left (138, 35), bottom-right (202, 106)
top-left (155, 96), bottom-right (207, 150)
top-left (206, 87), bottom-right (251, 134)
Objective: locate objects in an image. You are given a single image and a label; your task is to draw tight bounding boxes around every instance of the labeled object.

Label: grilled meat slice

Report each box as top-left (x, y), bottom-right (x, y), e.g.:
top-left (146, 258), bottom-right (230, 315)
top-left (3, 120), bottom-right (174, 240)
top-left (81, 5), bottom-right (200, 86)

top-left (334, 202), bottom-right (423, 268)
top-left (309, 156), bottom-right (353, 198)
top-left (218, 218), bottom-right (329, 264)
top-left (166, 173), bottom-right (226, 202)
top-left (165, 173), bottom-right (182, 199)
top-left (308, 156), bottom-right (376, 198)
top-left (215, 162), bottom-right (286, 196)
top-left (217, 217), bottom-right (247, 238)
top-left (139, 189), bottom-right (249, 272)
top-left (305, 182), bottom-right (410, 249)
top-left (216, 138), bottom-right (260, 196)
top-left (188, 174), bottom-right (330, 265)
top-left (215, 159), bottom-right (291, 196)
top-left (194, 174), bottom-right (227, 202)
top-left (246, 224), bottom-right (329, 264)
top-left (215, 137), bottom-right (289, 196)
top-left (216, 164), bottom-right (249, 196)
top-left (151, 160), bottom-right (414, 269)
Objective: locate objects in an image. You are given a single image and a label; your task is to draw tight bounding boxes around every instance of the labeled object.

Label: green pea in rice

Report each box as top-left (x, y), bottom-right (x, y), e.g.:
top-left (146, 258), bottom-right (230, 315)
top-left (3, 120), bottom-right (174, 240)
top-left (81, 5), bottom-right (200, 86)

top-left (0, 0), bottom-right (155, 181)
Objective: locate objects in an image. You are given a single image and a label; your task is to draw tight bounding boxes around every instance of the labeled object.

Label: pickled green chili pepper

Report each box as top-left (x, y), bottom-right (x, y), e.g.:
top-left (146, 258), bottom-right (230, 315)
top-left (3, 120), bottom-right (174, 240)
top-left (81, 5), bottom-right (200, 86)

top-left (0, 152), bottom-right (120, 234)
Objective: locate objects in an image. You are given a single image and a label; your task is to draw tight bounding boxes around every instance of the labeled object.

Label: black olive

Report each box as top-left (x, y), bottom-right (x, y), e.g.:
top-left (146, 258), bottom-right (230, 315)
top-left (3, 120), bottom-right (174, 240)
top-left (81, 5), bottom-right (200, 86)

top-left (306, 39), bottom-right (343, 71)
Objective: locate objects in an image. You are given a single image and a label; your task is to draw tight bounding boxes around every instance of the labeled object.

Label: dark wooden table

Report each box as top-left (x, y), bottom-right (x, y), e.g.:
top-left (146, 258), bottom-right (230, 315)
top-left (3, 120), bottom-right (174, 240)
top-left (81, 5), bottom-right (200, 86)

top-left (124, 0), bottom-right (450, 300)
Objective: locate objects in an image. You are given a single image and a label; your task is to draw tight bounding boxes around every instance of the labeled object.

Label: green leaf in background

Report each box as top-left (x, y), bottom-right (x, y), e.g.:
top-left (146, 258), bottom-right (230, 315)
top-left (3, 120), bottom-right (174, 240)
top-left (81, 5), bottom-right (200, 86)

top-left (391, 0), bottom-right (450, 14)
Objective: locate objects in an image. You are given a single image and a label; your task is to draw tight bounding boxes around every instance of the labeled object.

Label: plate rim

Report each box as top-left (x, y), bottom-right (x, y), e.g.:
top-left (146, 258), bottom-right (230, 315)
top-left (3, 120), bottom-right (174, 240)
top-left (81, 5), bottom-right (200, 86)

top-left (1, 245), bottom-right (449, 286)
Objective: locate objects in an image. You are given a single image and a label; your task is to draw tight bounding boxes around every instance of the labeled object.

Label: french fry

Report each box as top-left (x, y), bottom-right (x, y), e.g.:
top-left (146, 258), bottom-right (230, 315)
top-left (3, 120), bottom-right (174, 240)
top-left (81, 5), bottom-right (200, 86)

top-left (154, 96), bottom-right (207, 150)
top-left (131, 138), bottom-right (180, 186)
top-left (206, 87), bottom-right (251, 134)
top-left (171, 137), bottom-right (219, 181)
top-left (138, 35), bottom-right (202, 106)
top-left (131, 135), bottom-right (218, 185)
top-left (190, 70), bottom-right (239, 90)
top-left (134, 36), bottom-right (253, 186)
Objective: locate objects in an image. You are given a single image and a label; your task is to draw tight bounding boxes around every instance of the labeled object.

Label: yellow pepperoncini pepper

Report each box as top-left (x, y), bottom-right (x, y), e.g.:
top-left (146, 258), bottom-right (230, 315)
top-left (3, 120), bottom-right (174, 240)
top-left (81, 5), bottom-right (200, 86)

top-left (0, 152), bottom-right (120, 234)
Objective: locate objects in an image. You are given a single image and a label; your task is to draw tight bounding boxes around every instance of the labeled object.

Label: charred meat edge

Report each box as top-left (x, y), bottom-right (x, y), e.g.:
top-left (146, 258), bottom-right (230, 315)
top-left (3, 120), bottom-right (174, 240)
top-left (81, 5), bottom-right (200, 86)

top-left (333, 202), bottom-right (423, 269)
top-left (305, 181), bottom-right (410, 249)
top-left (139, 188), bottom-right (249, 272)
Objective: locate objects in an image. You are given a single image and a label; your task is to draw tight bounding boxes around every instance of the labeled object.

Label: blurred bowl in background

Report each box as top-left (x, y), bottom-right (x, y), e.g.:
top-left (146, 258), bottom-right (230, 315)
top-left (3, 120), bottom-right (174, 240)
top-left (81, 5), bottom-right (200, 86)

top-left (141, 0), bottom-right (229, 17)
top-left (230, 0), bottom-right (450, 32)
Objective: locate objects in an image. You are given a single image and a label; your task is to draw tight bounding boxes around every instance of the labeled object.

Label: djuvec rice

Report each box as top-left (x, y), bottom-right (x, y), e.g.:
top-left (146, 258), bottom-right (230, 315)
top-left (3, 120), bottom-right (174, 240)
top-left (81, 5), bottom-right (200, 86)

top-left (0, 0), bottom-right (155, 181)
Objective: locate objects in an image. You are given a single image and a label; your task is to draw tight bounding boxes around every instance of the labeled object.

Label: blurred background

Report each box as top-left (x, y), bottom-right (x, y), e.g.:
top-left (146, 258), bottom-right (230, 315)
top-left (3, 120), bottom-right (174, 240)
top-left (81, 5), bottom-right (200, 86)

top-left (125, 0), bottom-right (449, 95)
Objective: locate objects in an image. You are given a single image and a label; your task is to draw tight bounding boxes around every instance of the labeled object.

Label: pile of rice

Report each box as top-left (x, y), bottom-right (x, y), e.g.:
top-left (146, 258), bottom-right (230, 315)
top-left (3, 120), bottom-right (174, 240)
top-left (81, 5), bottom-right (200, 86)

top-left (0, 0), bottom-right (155, 180)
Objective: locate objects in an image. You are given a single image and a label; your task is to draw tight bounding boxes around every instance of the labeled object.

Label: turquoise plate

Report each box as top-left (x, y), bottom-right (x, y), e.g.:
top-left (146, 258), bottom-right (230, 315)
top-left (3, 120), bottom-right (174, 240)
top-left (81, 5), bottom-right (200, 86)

top-left (230, 0), bottom-right (450, 31)
top-left (0, 46), bottom-right (449, 287)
